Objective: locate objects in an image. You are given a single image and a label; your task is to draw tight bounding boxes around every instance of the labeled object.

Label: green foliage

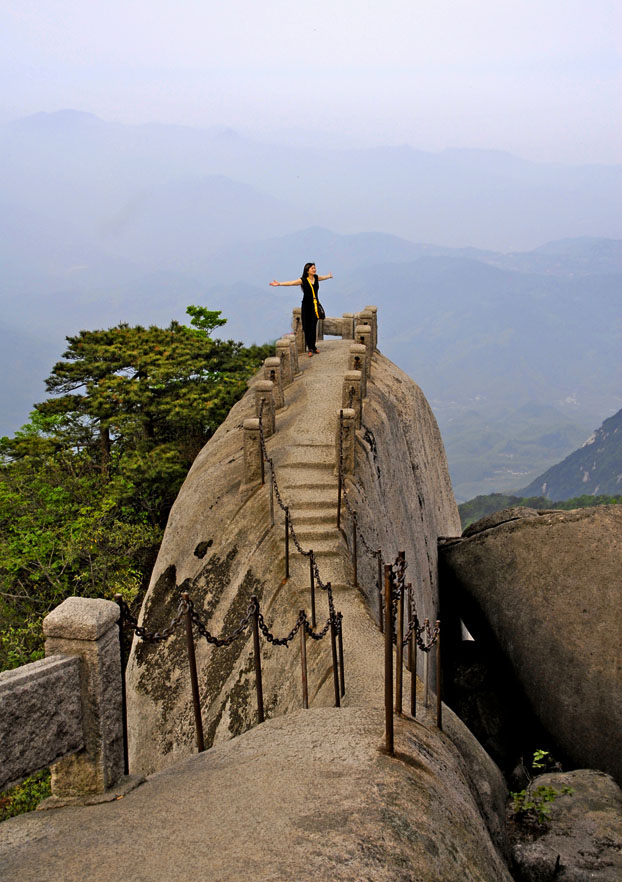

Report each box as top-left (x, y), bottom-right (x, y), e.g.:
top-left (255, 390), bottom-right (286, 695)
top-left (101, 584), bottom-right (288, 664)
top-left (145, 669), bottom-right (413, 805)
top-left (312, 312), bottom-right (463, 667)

top-left (0, 770), bottom-right (51, 821)
top-left (0, 309), bottom-right (272, 672)
top-left (510, 751), bottom-right (574, 827)
top-left (459, 492), bottom-right (622, 529)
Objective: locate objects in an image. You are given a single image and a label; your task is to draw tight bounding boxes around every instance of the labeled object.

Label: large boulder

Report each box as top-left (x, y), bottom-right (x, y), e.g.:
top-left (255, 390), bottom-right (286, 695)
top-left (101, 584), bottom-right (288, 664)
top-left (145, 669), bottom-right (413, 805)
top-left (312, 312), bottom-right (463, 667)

top-left (439, 506), bottom-right (622, 784)
top-left (510, 769), bottom-right (622, 882)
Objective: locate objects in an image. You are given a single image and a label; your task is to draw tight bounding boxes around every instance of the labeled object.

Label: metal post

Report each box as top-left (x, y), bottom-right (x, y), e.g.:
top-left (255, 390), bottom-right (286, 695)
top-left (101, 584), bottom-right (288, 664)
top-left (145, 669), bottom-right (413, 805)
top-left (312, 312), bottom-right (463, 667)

top-left (424, 628), bottom-right (430, 709)
top-left (384, 564), bottom-right (394, 756)
top-left (309, 551), bottom-right (316, 629)
top-left (352, 512), bottom-right (358, 588)
top-left (260, 401), bottom-right (265, 485)
top-left (182, 593), bottom-right (205, 753)
top-left (377, 553), bottom-right (384, 633)
top-left (395, 582), bottom-right (404, 714)
top-left (300, 614), bottom-right (309, 709)
top-left (284, 508), bottom-right (290, 580)
top-left (436, 622), bottom-right (442, 730)
top-left (410, 620), bottom-right (417, 718)
top-left (114, 595), bottom-right (129, 775)
top-left (269, 462), bottom-right (274, 527)
top-left (337, 410), bottom-right (343, 530)
top-left (337, 613), bottom-right (345, 698)
top-left (330, 617), bottom-right (341, 708)
top-left (251, 595), bottom-right (265, 723)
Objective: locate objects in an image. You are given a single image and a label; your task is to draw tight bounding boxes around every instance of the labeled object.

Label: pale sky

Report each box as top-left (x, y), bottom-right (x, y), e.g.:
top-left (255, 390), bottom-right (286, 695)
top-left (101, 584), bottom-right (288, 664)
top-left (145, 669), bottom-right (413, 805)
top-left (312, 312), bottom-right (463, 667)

top-left (2, 0), bottom-right (621, 162)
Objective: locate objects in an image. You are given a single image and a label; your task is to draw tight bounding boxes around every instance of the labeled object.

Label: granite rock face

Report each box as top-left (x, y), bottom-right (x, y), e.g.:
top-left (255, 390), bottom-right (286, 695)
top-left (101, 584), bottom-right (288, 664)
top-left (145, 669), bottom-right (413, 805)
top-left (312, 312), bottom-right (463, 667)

top-left (439, 505), bottom-right (622, 784)
top-left (510, 769), bottom-right (622, 882)
top-left (126, 342), bottom-right (461, 777)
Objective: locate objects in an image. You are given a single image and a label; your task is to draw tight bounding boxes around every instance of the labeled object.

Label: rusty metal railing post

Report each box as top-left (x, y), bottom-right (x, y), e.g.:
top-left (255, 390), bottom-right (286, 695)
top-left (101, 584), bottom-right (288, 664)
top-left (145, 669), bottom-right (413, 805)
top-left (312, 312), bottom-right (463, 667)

top-left (114, 595), bottom-right (129, 775)
top-left (424, 620), bottom-right (430, 709)
top-left (410, 617), bottom-right (417, 718)
top-left (337, 410), bottom-right (343, 530)
top-left (377, 553), bottom-right (384, 633)
top-left (384, 564), bottom-right (394, 755)
top-left (182, 592), bottom-right (205, 753)
top-left (352, 512), bottom-right (358, 588)
top-left (436, 622), bottom-right (442, 730)
top-left (269, 462), bottom-right (274, 527)
top-left (395, 581), bottom-right (404, 714)
top-left (309, 551), bottom-right (316, 629)
top-left (251, 595), bottom-right (265, 723)
top-left (284, 507), bottom-right (290, 580)
top-left (330, 616), bottom-right (341, 708)
top-left (300, 613), bottom-right (309, 709)
top-left (337, 613), bottom-right (345, 698)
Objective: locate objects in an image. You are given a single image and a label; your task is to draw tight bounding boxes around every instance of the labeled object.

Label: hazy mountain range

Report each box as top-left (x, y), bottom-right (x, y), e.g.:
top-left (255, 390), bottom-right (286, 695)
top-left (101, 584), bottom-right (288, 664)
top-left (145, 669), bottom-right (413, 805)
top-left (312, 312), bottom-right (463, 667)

top-left (518, 407), bottom-right (622, 500)
top-left (2, 110), bottom-right (621, 499)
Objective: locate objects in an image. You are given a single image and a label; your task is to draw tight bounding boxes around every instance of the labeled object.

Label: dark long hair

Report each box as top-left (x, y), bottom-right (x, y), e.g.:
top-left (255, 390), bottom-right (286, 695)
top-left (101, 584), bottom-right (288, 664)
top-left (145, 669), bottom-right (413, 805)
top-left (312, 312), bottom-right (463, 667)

top-left (301, 262), bottom-right (317, 293)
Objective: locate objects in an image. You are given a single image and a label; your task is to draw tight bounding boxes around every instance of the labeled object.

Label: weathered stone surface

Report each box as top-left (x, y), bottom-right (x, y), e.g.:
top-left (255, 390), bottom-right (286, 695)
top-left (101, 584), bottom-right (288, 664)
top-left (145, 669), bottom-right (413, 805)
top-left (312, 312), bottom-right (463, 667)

top-left (0, 708), bottom-right (512, 882)
top-left (43, 596), bottom-right (119, 641)
top-left (439, 506), bottom-right (622, 784)
top-left (45, 602), bottom-right (124, 797)
top-left (510, 769), bottom-right (622, 881)
top-left (462, 506), bottom-right (543, 537)
top-left (321, 317), bottom-right (342, 337)
top-left (0, 655), bottom-right (83, 790)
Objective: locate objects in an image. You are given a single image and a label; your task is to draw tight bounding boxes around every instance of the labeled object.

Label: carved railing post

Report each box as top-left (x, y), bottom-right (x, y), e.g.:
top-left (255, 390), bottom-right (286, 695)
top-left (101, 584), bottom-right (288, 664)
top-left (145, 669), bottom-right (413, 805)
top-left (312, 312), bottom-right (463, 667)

top-left (292, 308), bottom-right (304, 353)
top-left (254, 380), bottom-right (275, 437)
top-left (349, 344), bottom-right (367, 398)
top-left (242, 418), bottom-right (263, 487)
top-left (354, 324), bottom-right (372, 377)
top-left (284, 333), bottom-right (300, 375)
top-left (42, 598), bottom-right (125, 799)
top-left (276, 338), bottom-right (294, 386)
top-left (342, 313), bottom-right (355, 340)
top-left (264, 357), bottom-right (284, 409)
top-left (364, 305), bottom-right (378, 349)
top-left (342, 371), bottom-right (363, 428)
top-left (336, 408), bottom-right (356, 475)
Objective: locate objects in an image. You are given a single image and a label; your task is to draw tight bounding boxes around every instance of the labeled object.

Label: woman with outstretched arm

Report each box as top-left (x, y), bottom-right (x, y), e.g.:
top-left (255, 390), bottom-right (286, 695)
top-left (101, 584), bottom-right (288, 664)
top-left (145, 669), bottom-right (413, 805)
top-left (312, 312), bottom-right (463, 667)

top-left (270, 262), bottom-right (333, 356)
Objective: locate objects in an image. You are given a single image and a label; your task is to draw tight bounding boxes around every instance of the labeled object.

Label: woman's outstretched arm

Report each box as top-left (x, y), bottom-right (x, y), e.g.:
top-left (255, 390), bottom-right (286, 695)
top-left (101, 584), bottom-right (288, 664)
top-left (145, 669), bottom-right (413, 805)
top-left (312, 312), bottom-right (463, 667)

top-left (269, 278), bottom-right (302, 287)
top-left (317, 273), bottom-right (333, 281)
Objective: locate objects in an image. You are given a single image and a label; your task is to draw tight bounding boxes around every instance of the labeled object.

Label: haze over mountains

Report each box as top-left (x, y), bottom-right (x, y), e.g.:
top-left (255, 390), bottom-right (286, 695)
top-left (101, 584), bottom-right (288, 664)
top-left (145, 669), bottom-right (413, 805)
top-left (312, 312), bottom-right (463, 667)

top-left (2, 110), bottom-right (621, 499)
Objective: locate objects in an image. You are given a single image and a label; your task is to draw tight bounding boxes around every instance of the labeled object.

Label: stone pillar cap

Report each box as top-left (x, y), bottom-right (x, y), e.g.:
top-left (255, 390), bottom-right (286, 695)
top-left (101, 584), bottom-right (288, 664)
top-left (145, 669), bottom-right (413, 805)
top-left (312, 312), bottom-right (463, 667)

top-left (349, 343), bottom-right (366, 351)
top-left (355, 323), bottom-right (372, 332)
top-left (264, 357), bottom-right (281, 366)
top-left (344, 370), bottom-right (362, 380)
top-left (255, 380), bottom-right (275, 392)
top-left (276, 338), bottom-right (290, 346)
top-left (243, 418), bottom-right (260, 429)
top-left (43, 597), bottom-right (119, 640)
top-left (339, 408), bottom-right (356, 419)
top-left (364, 305), bottom-right (378, 313)
top-left (292, 306), bottom-right (302, 314)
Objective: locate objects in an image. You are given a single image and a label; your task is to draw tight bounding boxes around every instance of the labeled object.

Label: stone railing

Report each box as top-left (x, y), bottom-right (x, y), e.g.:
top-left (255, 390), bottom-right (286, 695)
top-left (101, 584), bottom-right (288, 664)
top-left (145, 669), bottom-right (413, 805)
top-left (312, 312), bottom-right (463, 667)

top-left (242, 306), bottom-right (378, 491)
top-left (0, 597), bottom-right (138, 804)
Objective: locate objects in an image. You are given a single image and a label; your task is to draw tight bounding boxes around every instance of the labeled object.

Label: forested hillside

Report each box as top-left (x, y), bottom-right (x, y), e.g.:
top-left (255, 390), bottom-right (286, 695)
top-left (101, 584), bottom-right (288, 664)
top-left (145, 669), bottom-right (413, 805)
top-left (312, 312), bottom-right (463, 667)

top-left (0, 307), bottom-right (271, 672)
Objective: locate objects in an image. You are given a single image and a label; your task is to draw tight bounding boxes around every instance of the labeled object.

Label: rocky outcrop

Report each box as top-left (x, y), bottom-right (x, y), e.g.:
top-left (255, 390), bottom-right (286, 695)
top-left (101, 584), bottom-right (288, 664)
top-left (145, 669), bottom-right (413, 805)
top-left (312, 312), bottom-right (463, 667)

top-left (439, 505), bottom-right (622, 784)
top-left (510, 769), bottom-right (622, 882)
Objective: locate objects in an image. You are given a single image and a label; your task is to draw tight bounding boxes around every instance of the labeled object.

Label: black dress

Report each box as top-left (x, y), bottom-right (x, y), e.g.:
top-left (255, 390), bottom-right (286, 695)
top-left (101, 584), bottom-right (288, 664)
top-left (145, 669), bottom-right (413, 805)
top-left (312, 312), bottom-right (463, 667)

top-left (301, 276), bottom-right (320, 352)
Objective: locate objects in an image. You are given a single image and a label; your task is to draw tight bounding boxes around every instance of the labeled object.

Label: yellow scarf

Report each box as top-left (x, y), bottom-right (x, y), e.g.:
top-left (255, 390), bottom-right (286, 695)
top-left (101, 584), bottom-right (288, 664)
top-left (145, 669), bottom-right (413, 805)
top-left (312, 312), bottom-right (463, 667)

top-left (308, 277), bottom-right (320, 319)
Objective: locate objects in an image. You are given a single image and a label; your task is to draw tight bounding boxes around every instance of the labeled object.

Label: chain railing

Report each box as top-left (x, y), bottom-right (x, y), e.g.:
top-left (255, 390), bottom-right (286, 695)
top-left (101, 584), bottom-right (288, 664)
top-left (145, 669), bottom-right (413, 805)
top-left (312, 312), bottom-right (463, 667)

top-left (116, 584), bottom-right (345, 774)
top-left (336, 406), bottom-right (443, 756)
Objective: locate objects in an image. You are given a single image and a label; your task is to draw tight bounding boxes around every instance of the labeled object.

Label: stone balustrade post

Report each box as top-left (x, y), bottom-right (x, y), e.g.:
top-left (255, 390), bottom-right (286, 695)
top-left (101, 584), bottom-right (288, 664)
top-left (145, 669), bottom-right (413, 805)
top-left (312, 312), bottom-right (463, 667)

top-left (242, 418), bottom-right (263, 487)
top-left (364, 305), bottom-right (378, 349)
top-left (336, 408), bottom-right (356, 475)
top-left (263, 357), bottom-right (284, 409)
top-left (342, 313), bottom-right (355, 340)
top-left (349, 344), bottom-right (367, 398)
top-left (276, 338), bottom-right (294, 386)
top-left (292, 308), bottom-right (304, 353)
top-left (342, 371), bottom-right (363, 428)
top-left (355, 324), bottom-right (373, 377)
top-left (42, 598), bottom-right (124, 799)
top-left (284, 334), bottom-right (300, 375)
top-left (254, 380), bottom-right (275, 437)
